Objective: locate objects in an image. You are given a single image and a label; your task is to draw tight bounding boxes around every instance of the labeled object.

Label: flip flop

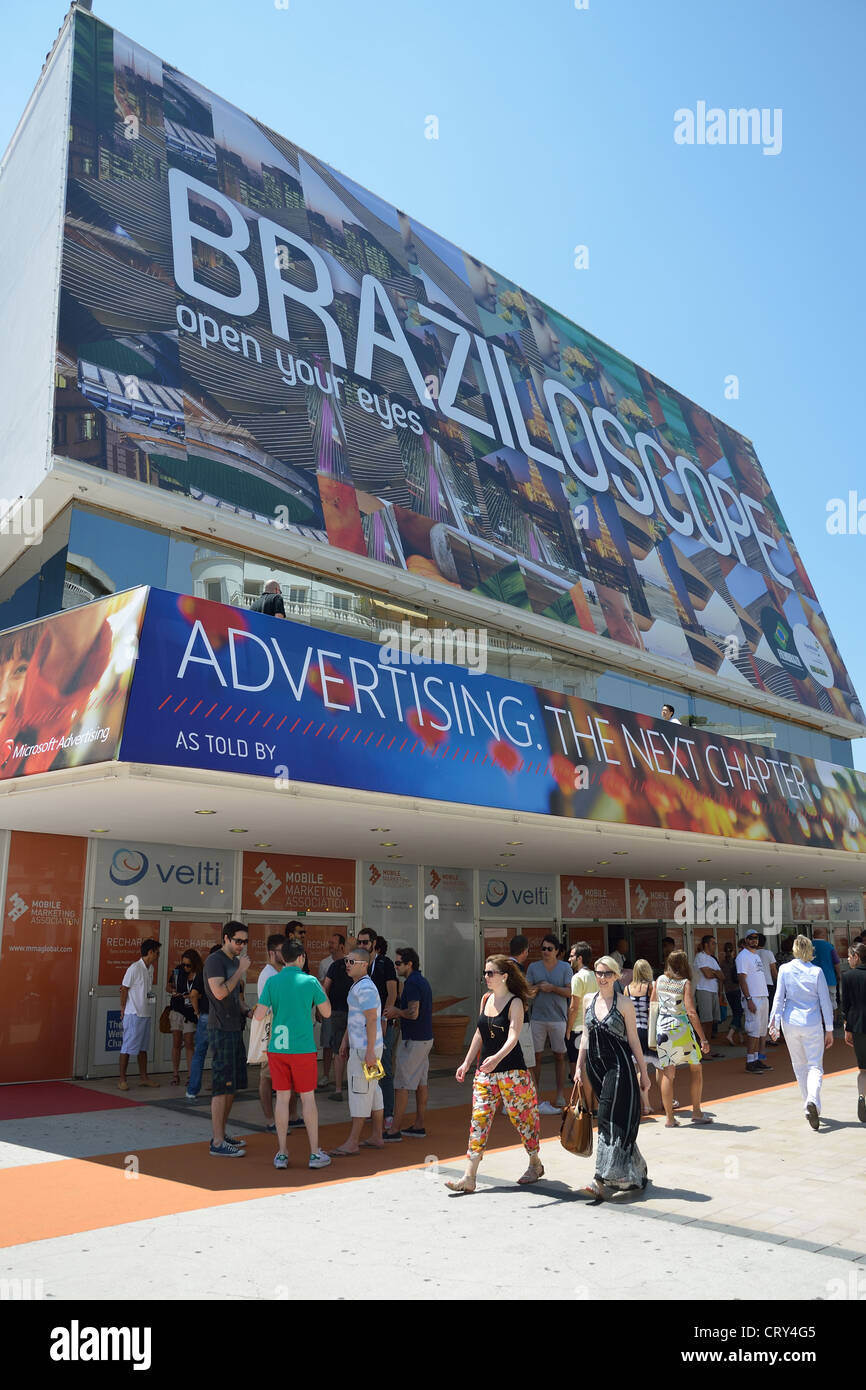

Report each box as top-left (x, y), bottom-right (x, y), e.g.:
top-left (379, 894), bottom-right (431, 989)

top-left (328, 1147), bottom-right (360, 1157)
top-left (360, 1140), bottom-right (386, 1149)
top-left (691, 1114), bottom-right (714, 1125)
top-left (578, 1184), bottom-right (604, 1201)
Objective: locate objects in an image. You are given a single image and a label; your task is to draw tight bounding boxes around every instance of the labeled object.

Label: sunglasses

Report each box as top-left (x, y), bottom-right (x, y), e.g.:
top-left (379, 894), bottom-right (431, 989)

top-left (594, 969), bottom-right (614, 979)
top-left (232, 938), bottom-right (249, 945)
top-left (541, 945), bottom-right (556, 953)
top-left (483, 969), bottom-right (500, 977)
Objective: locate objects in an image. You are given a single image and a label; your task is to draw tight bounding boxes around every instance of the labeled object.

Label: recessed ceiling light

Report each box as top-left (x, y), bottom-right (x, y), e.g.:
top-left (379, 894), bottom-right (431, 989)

top-left (370, 827), bottom-right (391, 832)
top-left (387, 854), bottom-right (402, 859)
top-left (506, 841), bottom-right (523, 845)
top-left (697, 858), bottom-right (711, 863)
top-left (598, 860), bottom-right (610, 865)
top-left (229, 829), bottom-right (248, 834)
top-left (253, 843), bottom-right (271, 848)
top-left (584, 868), bottom-right (595, 874)
top-left (90, 829), bottom-right (110, 834)
top-left (195, 809), bottom-right (217, 815)
top-left (674, 866), bottom-right (688, 871)
top-left (658, 874), bottom-right (668, 878)
top-left (613, 851), bottom-right (627, 856)
top-left (502, 852), bottom-right (516, 857)
top-left (496, 863), bottom-right (508, 868)
top-left (380, 841), bottom-right (397, 846)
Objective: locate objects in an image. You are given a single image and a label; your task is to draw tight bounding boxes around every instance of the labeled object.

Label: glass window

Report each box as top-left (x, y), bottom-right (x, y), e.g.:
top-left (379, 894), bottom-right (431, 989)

top-left (66, 508), bottom-right (169, 601)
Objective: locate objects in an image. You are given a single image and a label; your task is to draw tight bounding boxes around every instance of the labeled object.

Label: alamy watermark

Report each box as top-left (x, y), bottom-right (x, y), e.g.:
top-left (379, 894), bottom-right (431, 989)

top-left (674, 103), bottom-right (782, 156)
top-left (379, 621), bottom-right (487, 674)
top-left (826, 492), bottom-right (866, 535)
top-left (0, 498), bottom-right (43, 546)
top-left (674, 880), bottom-right (781, 934)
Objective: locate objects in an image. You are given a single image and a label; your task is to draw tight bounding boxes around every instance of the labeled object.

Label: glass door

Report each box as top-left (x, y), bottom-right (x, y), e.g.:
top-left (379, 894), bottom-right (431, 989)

top-left (86, 915), bottom-right (162, 1078)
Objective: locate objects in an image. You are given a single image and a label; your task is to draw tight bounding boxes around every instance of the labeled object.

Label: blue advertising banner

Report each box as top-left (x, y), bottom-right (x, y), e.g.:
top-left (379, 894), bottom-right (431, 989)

top-left (120, 589), bottom-right (553, 815)
top-left (119, 589), bottom-right (866, 852)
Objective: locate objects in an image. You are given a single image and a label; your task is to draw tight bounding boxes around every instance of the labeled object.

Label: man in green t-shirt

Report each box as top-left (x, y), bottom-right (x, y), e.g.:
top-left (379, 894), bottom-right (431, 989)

top-left (254, 938), bottom-right (332, 1171)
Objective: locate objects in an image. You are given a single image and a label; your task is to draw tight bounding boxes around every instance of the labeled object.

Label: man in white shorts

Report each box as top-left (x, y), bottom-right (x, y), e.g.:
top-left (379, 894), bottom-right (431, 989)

top-left (329, 946), bottom-right (384, 1156)
top-left (692, 935), bottom-right (724, 1058)
top-left (736, 931), bottom-right (772, 1073)
top-left (527, 935), bottom-right (573, 1113)
top-left (383, 948), bottom-right (434, 1142)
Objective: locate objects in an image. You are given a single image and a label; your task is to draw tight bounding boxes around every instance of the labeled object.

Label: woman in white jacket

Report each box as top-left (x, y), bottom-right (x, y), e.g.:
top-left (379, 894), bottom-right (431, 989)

top-left (769, 935), bottom-right (834, 1130)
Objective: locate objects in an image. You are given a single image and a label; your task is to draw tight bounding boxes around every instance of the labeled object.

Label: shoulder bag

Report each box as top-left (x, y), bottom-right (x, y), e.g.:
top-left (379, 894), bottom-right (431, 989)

top-left (560, 1076), bottom-right (593, 1157)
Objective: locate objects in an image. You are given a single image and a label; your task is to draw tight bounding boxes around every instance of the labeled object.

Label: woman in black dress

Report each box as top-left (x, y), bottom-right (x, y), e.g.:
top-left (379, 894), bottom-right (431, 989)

top-left (576, 954), bottom-right (651, 1200)
top-left (842, 941), bottom-right (866, 1123)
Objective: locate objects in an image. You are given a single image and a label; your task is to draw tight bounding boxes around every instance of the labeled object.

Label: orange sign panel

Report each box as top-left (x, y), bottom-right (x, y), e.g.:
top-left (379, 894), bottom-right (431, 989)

top-left (628, 880), bottom-right (685, 921)
top-left (0, 831), bottom-right (87, 1083)
top-left (164, 922), bottom-right (223, 988)
top-left (561, 876), bottom-right (627, 919)
top-left (98, 918), bottom-right (161, 987)
top-left (791, 888), bottom-right (829, 921)
top-left (241, 853), bottom-right (355, 915)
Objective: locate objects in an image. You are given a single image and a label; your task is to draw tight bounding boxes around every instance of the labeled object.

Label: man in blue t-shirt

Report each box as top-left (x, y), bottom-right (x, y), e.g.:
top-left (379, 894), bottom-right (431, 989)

top-left (383, 947), bottom-right (433, 1142)
top-left (811, 926), bottom-right (842, 1017)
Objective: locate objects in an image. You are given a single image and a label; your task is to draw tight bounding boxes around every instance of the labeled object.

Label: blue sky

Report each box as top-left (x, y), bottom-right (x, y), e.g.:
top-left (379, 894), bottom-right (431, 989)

top-left (4, 0), bottom-right (865, 767)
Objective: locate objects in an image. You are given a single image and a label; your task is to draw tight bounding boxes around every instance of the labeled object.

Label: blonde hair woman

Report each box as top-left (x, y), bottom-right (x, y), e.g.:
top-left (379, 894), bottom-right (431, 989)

top-left (769, 935), bottom-right (834, 1130)
top-left (625, 960), bottom-right (654, 1116)
top-left (576, 956), bottom-right (650, 1200)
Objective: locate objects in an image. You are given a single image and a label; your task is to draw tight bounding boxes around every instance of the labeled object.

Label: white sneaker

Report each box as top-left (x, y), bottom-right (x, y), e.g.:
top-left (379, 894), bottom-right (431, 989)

top-left (538, 1101), bottom-right (561, 1116)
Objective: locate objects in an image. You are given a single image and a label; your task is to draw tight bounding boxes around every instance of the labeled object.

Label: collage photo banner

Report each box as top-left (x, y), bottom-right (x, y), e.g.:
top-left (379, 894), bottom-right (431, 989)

top-left (54, 11), bottom-right (863, 729)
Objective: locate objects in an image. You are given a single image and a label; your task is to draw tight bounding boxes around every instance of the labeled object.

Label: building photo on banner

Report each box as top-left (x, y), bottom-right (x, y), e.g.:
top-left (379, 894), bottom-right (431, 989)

top-left (0, 0), bottom-right (864, 1337)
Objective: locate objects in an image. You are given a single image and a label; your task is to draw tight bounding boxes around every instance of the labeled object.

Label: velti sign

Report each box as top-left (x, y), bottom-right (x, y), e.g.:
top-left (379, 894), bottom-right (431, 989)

top-left (479, 871), bottom-right (556, 919)
top-left (54, 10), bottom-right (863, 729)
top-left (92, 838), bottom-right (234, 911)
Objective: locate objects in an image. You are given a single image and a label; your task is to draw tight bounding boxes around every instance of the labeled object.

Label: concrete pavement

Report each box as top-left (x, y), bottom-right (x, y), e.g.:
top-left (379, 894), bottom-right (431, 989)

top-left (0, 1050), bottom-right (863, 1301)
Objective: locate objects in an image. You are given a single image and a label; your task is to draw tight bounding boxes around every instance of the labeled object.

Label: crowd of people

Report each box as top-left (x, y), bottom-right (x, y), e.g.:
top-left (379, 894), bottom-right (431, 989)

top-left (115, 919), bottom-right (866, 1190)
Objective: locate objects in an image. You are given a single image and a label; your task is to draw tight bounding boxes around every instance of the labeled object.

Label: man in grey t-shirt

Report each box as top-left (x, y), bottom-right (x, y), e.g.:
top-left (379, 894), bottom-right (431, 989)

top-left (526, 935), bottom-right (573, 1113)
top-left (203, 923), bottom-right (254, 1157)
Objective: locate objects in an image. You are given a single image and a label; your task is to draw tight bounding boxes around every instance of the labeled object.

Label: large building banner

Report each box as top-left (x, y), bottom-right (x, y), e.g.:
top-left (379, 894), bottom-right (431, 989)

top-left (55, 11), bottom-right (863, 728)
top-left (119, 589), bottom-right (866, 852)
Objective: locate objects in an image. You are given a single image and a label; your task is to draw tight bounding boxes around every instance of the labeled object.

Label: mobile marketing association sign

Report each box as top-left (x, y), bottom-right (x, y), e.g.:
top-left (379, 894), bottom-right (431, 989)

top-left (119, 589), bottom-right (866, 853)
top-left (55, 11), bottom-right (862, 729)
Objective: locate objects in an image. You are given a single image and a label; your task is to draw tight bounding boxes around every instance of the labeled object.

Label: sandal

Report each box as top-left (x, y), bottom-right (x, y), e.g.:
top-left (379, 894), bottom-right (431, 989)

top-left (691, 1114), bottom-right (714, 1125)
top-left (445, 1177), bottom-right (476, 1195)
top-left (664, 1118), bottom-right (680, 1127)
top-left (579, 1182), bottom-right (605, 1200)
top-left (516, 1162), bottom-right (544, 1185)
top-left (171, 1075), bottom-right (180, 1085)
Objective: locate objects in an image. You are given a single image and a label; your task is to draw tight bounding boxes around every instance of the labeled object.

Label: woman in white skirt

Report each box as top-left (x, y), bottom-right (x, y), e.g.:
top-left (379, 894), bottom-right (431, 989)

top-left (769, 935), bottom-right (834, 1130)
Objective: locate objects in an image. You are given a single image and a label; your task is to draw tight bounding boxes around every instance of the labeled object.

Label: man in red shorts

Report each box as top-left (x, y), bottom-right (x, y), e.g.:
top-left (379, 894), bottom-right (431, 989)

top-left (254, 937), bottom-right (332, 1170)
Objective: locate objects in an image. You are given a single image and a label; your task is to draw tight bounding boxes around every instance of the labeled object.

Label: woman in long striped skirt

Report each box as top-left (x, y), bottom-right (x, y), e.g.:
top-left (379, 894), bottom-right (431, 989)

top-left (576, 955), bottom-right (651, 1200)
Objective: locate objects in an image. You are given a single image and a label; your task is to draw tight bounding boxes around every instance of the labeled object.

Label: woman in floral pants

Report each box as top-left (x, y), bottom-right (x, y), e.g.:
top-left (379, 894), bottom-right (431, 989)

top-left (446, 955), bottom-right (541, 1194)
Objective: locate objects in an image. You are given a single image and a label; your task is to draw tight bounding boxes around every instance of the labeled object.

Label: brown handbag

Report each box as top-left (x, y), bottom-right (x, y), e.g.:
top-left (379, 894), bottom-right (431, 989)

top-left (158, 1006), bottom-right (172, 1035)
top-left (560, 1077), bottom-right (593, 1157)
